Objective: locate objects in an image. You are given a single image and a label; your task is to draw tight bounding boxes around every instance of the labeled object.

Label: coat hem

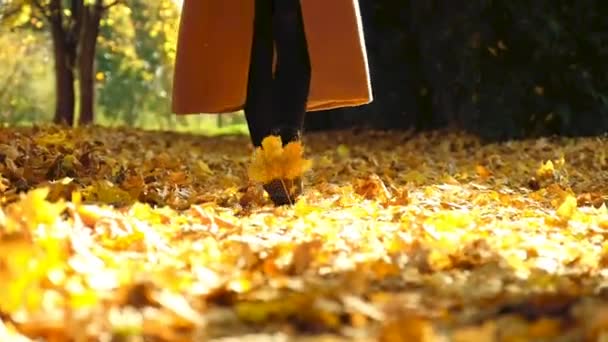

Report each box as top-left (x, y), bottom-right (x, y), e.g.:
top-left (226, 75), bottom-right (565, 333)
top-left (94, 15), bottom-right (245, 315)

top-left (173, 97), bottom-right (373, 115)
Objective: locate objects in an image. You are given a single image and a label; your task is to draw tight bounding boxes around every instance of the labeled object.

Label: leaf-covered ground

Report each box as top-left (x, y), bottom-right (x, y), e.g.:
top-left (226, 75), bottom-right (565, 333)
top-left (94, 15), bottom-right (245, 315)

top-left (2, 125), bottom-right (608, 341)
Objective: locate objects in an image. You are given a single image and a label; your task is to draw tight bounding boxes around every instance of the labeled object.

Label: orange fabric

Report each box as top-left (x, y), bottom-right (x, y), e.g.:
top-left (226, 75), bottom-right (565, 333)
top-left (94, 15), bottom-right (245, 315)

top-left (172, 0), bottom-right (373, 114)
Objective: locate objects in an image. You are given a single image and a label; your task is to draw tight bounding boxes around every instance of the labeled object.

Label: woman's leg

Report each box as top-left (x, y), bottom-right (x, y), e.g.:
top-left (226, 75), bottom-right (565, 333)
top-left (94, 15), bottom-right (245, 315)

top-left (244, 0), bottom-right (274, 147)
top-left (271, 0), bottom-right (311, 145)
top-left (261, 0), bottom-right (311, 205)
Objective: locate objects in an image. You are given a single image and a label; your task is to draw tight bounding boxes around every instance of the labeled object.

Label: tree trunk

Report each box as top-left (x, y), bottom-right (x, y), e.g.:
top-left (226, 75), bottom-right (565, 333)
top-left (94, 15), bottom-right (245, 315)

top-left (49, 0), bottom-right (76, 126)
top-left (78, 2), bottom-right (103, 126)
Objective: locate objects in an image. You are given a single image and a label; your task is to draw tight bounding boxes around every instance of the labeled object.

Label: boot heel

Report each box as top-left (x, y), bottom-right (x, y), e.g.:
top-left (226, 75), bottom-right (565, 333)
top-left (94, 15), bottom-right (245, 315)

top-left (263, 176), bottom-right (303, 206)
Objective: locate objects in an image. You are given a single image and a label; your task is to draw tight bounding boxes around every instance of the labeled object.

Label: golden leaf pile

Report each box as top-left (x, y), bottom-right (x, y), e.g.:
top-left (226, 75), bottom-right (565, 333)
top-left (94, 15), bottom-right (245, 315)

top-left (2, 125), bottom-right (608, 341)
top-left (247, 135), bottom-right (312, 183)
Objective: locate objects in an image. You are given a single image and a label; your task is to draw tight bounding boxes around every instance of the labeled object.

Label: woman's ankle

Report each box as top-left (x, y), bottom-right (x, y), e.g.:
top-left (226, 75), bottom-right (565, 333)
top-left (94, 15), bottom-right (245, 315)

top-left (270, 125), bottom-right (302, 145)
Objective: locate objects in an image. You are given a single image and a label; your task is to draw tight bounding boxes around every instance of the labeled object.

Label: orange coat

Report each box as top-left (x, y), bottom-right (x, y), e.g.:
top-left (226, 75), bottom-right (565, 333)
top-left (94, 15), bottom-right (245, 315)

top-left (172, 0), bottom-right (373, 114)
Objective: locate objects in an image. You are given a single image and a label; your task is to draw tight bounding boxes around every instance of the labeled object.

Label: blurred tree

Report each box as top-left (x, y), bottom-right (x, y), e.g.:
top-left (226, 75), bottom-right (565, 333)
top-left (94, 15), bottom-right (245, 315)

top-left (1, 0), bottom-right (179, 128)
top-left (0, 29), bottom-right (53, 124)
top-left (1, 0), bottom-right (121, 126)
top-left (96, 0), bottom-right (179, 127)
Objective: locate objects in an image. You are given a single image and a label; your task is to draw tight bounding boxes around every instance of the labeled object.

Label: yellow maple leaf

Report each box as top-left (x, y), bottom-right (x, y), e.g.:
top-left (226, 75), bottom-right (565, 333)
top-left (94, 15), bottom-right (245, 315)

top-left (248, 135), bottom-right (312, 183)
top-left (262, 135), bottom-right (283, 160)
top-left (283, 141), bottom-right (312, 180)
top-left (556, 194), bottom-right (577, 221)
top-left (536, 160), bottom-right (555, 180)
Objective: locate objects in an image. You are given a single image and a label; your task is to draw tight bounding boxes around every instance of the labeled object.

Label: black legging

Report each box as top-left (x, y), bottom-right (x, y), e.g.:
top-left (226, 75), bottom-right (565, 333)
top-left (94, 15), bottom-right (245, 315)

top-left (244, 0), bottom-right (311, 147)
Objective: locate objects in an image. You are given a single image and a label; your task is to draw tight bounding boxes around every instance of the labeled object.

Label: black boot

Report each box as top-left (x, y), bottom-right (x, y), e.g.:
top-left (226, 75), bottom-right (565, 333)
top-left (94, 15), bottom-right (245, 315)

top-left (263, 177), bottom-right (303, 206)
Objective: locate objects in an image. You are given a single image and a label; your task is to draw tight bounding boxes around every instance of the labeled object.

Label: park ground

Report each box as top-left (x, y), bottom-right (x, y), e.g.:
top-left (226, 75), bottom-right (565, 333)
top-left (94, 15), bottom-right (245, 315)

top-left (2, 125), bottom-right (608, 341)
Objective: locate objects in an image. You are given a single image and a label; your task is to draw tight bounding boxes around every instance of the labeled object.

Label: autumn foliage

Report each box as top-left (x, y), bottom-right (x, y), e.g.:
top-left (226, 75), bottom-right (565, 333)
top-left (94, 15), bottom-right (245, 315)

top-left (2, 125), bottom-right (608, 341)
top-left (248, 135), bottom-right (312, 184)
